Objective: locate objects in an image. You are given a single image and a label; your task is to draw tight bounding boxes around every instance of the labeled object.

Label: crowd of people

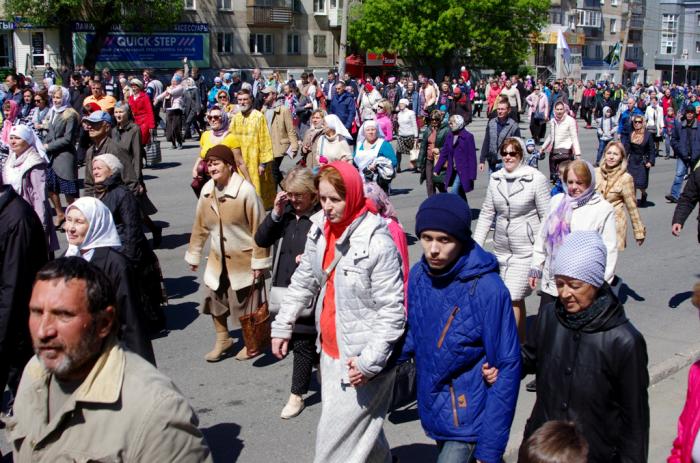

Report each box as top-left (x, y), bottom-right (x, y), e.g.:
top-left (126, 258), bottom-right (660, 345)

top-left (0, 61), bottom-right (700, 463)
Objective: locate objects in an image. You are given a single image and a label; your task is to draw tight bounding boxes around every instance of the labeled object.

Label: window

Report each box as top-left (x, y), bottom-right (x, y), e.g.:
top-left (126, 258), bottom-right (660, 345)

top-left (697, 41), bottom-right (700, 54)
top-left (31, 32), bottom-right (44, 66)
top-left (313, 0), bottom-right (325, 14)
top-left (217, 0), bottom-right (232, 10)
top-left (330, 0), bottom-right (337, 8)
top-left (287, 34), bottom-right (300, 55)
top-left (576, 9), bottom-right (602, 27)
top-left (610, 18), bottom-right (617, 33)
top-left (249, 33), bottom-right (273, 54)
top-left (611, 0), bottom-right (618, 5)
top-left (217, 32), bottom-right (233, 54)
top-left (184, 0), bottom-right (195, 9)
top-left (313, 34), bottom-right (326, 56)
top-left (0, 33), bottom-right (10, 67)
top-left (697, 13), bottom-right (700, 27)
top-left (660, 14), bottom-right (679, 55)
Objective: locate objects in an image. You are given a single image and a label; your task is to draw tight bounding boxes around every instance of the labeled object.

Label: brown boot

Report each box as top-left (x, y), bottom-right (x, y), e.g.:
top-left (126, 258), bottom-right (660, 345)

top-left (205, 315), bottom-right (234, 362)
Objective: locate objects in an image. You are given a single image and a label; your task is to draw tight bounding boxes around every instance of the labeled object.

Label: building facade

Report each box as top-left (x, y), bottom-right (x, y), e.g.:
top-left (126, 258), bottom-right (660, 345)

top-left (534, 0), bottom-right (646, 83)
top-left (642, 0), bottom-right (700, 85)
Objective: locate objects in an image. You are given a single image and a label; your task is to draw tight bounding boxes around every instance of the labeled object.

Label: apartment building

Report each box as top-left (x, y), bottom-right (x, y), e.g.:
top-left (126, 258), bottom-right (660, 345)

top-left (534, 0), bottom-right (646, 83)
top-left (642, 0), bottom-right (700, 85)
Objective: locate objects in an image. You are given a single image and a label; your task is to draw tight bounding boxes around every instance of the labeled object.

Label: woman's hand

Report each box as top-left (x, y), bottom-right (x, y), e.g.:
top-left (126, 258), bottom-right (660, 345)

top-left (479, 162), bottom-right (485, 172)
top-left (528, 276), bottom-right (539, 290)
top-left (672, 223), bottom-right (683, 236)
top-left (295, 254), bottom-right (303, 264)
top-left (273, 191), bottom-right (288, 217)
top-left (347, 357), bottom-right (368, 387)
top-left (271, 338), bottom-right (289, 359)
top-left (482, 362), bottom-right (498, 385)
top-left (636, 238), bottom-right (645, 246)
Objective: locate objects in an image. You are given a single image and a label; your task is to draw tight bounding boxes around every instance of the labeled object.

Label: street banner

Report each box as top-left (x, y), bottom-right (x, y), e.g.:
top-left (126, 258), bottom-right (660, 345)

top-left (72, 23), bottom-right (210, 69)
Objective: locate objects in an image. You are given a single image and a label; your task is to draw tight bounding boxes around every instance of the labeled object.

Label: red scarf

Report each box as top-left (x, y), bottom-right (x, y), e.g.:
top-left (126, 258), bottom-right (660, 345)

top-left (319, 162), bottom-right (377, 358)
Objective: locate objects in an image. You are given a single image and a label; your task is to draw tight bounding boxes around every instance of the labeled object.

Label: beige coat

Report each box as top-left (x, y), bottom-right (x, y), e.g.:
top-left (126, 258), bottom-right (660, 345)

top-left (595, 166), bottom-right (646, 250)
top-left (266, 103), bottom-right (299, 158)
top-left (6, 342), bottom-right (212, 462)
top-left (185, 173), bottom-right (272, 291)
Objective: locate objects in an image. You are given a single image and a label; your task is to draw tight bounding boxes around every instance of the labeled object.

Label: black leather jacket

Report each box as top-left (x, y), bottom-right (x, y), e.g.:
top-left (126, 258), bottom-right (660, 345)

top-left (521, 285), bottom-right (649, 463)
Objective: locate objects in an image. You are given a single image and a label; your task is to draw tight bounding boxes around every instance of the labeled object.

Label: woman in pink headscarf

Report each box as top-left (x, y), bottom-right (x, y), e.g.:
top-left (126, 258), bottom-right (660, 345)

top-left (1, 99), bottom-right (20, 149)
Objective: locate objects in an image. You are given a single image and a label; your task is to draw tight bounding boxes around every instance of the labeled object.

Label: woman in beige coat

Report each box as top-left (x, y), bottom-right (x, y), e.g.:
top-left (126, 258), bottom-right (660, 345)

top-left (595, 140), bottom-right (646, 250)
top-left (185, 144), bottom-right (272, 362)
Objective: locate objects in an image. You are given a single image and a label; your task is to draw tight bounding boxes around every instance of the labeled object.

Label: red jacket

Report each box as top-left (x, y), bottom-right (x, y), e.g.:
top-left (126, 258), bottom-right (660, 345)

top-left (128, 93), bottom-right (155, 145)
top-left (669, 361), bottom-right (700, 463)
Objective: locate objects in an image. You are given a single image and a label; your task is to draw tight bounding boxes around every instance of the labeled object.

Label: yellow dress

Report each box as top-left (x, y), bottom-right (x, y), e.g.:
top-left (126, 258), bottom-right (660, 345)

top-left (229, 110), bottom-right (275, 208)
top-left (199, 131), bottom-right (240, 159)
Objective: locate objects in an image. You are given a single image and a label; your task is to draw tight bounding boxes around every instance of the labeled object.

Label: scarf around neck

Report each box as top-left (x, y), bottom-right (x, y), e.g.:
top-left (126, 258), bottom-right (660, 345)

top-left (2, 146), bottom-right (45, 194)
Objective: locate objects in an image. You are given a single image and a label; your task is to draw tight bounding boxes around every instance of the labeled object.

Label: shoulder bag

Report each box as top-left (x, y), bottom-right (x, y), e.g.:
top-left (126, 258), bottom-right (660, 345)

top-left (239, 277), bottom-right (271, 354)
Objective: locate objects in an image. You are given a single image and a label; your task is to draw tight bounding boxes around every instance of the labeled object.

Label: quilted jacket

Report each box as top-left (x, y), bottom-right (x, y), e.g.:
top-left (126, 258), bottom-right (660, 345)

top-left (400, 242), bottom-right (521, 463)
top-left (271, 210), bottom-right (405, 379)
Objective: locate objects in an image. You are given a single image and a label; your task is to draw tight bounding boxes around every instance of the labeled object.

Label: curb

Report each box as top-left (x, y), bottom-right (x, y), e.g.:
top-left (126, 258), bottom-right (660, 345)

top-left (649, 342), bottom-right (700, 386)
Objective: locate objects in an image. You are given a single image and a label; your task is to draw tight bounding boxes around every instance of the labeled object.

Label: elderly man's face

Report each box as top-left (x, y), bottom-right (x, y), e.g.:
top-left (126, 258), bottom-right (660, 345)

top-left (29, 278), bottom-right (114, 381)
top-left (555, 275), bottom-right (598, 314)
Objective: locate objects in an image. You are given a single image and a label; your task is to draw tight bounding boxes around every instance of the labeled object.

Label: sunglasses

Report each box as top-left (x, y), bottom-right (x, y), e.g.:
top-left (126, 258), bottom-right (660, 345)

top-left (207, 115), bottom-right (221, 121)
top-left (33, 98), bottom-right (42, 102)
top-left (633, 120), bottom-right (644, 124)
top-left (501, 151), bottom-right (519, 158)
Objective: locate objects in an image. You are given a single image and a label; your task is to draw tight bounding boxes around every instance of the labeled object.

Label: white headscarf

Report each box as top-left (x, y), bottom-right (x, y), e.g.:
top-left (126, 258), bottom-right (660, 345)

top-left (64, 197), bottom-right (122, 261)
top-left (2, 124), bottom-right (48, 194)
top-left (323, 114), bottom-right (352, 140)
top-left (48, 86), bottom-right (71, 122)
top-left (356, 119), bottom-right (386, 147)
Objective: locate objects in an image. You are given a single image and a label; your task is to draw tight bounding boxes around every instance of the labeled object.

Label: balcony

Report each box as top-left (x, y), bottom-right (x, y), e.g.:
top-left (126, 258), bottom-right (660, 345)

top-left (629, 14), bottom-right (644, 30)
top-left (247, 6), bottom-right (293, 27)
top-left (328, 7), bottom-right (341, 28)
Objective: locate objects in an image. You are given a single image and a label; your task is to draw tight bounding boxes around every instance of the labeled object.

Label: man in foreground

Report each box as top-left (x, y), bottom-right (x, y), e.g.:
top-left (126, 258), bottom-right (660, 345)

top-left (4, 257), bottom-right (212, 462)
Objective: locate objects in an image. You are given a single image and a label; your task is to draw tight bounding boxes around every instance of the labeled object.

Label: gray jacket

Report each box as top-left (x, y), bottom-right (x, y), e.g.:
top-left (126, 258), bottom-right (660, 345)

top-left (271, 211), bottom-right (405, 379)
top-left (44, 109), bottom-right (79, 181)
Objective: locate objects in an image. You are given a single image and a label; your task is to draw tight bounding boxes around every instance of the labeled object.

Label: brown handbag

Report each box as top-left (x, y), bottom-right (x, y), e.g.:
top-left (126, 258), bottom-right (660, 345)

top-left (239, 278), bottom-right (271, 354)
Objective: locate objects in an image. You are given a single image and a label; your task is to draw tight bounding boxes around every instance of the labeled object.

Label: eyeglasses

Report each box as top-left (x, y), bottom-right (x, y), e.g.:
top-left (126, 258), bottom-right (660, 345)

top-left (218, 95), bottom-right (228, 100)
top-left (286, 192), bottom-right (307, 199)
top-left (633, 120), bottom-right (644, 124)
top-left (207, 115), bottom-right (221, 121)
top-left (501, 151), bottom-right (519, 158)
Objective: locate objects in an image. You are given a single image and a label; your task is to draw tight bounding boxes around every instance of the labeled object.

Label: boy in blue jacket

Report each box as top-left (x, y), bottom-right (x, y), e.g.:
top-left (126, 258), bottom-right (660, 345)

top-left (400, 194), bottom-right (521, 463)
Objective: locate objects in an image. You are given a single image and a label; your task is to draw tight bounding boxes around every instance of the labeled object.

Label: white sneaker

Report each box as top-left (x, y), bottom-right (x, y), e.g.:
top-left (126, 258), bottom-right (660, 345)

top-left (280, 394), bottom-right (305, 419)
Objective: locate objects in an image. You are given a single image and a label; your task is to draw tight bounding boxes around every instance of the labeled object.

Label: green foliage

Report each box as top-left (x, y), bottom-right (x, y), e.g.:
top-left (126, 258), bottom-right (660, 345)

top-left (5, 0), bottom-right (183, 30)
top-left (348, 0), bottom-right (549, 72)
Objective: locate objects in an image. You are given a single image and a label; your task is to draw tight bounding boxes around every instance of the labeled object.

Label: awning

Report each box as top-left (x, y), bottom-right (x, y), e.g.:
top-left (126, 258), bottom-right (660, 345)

top-left (345, 54), bottom-right (365, 66)
top-left (624, 60), bottom-right (637, 72)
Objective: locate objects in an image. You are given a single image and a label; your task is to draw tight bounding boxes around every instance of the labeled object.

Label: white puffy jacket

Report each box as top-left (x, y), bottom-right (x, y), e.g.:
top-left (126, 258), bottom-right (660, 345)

top-left (271, 210), bottom-right (405, 379)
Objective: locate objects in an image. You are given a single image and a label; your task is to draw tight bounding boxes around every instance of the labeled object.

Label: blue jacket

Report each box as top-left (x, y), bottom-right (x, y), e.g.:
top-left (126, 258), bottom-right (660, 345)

top-left (401, 243), bottom-right (521, 462)
top-left (329, 91), bottom-right (356, 130)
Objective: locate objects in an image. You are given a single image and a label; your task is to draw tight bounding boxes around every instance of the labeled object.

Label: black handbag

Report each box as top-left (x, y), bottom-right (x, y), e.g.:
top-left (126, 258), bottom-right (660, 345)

top-left (390, 359), bottom-right (417, 410)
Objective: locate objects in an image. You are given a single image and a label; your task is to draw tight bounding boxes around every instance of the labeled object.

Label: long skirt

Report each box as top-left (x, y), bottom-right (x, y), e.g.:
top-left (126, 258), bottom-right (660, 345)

top-left (314, 352), bottom-right (395, 463)
top-left (201, 272), bottom-right (257, 329)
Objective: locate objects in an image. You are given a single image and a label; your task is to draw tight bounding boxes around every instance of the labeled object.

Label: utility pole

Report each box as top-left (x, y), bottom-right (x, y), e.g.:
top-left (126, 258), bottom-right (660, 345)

top-left (618, 0), bottom-right (632, 84)
top-left (337, 0), bottom-right (350, 76)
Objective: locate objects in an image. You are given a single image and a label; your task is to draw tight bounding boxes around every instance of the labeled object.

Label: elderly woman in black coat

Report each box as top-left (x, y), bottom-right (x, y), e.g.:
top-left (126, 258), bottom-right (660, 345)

top-left (254, 166), bottom-right (320, 420)
top-left (485, 231), bottom-right (649, 462)
top-left (91, 153), bottom-right (167, 334)
top-left (623, 114), bottom-right (656, 206)
top-left (63, 196), bottom-right (155, 364)
top-left (112, 101), bottom-right (162, 245)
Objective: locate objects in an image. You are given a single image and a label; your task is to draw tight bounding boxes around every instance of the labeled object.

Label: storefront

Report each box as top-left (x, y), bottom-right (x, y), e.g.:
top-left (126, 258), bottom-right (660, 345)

top-left (72, 22), bottom-right (211, 71)
top-left (0, 21), bottom-right (14, 70)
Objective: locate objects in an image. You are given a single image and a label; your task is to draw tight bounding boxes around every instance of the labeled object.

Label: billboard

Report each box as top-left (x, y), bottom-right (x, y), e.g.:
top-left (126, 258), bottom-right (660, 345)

top-left (72, 23), bottom-right (210, 69)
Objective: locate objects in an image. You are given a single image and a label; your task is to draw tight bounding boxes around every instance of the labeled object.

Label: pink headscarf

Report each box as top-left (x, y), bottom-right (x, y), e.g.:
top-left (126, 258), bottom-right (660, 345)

top-left (1, 100), bottom-right (20, 145)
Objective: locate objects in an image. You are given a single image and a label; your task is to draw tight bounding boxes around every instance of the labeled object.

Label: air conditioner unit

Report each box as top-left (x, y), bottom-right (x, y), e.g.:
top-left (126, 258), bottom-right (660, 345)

top-left (683, 49), bottom-right (688, 55)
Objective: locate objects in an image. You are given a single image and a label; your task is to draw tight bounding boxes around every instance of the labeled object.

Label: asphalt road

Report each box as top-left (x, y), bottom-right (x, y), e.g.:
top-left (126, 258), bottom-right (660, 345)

top-left (2, 114), bottom-right (699, 462)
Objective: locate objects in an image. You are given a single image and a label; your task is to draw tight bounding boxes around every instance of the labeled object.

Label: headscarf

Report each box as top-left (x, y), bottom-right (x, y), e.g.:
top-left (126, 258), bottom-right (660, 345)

top-left (64, 197), bottom-right (122, 261)
top-left (2, 124), bottom-right (47, 194)
top-left (320, 161), bottom-right (378, 239)
top-left (363, 181), bottom-right (397, 220)
top-left (1, 100), bottom-right (20, 144)
top-left (323, 114), bottom-right (351, 140)
top-left (543, 160), bottom-right (597, 263)
top-left (356, 119), bottom-right (386, 147)
top-left (49, 85), bottom-right (70, 115)
top-left (9, 124), bottom-right (48, 161)
top-left (398, 98), bottom-right (409, 108)
top-left (208, 105), bottom-right (230, 138)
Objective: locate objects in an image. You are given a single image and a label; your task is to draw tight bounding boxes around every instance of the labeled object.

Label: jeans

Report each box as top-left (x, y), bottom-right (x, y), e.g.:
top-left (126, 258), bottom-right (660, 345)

top-left (671, 158), bottom-right (690, 199)
top-left (596, 138), bottom-right (611, 164)
top-left (664, 132), bottom-right (673, 157)
top-left (450, 176), bottom-right (470, 210)
top-left (436, 441), bottom-right (477, 463)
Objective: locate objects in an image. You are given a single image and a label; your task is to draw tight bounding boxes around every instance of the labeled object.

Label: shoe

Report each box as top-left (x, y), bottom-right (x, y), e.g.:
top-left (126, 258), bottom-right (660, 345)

top-left (152, 226), bottom-right (163, 248)
top-left (171, 144), bottom-right (177, 150)
top-left (280, 394), bottom-right (305, 419)
top-left (526, 379), bottom-right (536, 392)
top-left (177, 143), bottom-right (184, 150)
top-left (205, 316), bottom-right (235, 362)
top-left (235, 345), bottom-right (260, 361)
top-left (666, 194), bottom-right (678, 203)
top-left (641, 192), bottom-right (648, 206)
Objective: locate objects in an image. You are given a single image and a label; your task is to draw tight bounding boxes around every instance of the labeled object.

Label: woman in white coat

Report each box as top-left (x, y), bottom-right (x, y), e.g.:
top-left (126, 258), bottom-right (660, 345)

top-left (473, 138), bottom-right (550, 341)
top-left (529, 159), bottom-right (618, 309)
top-left (541, 101), bottom-right (581, 183)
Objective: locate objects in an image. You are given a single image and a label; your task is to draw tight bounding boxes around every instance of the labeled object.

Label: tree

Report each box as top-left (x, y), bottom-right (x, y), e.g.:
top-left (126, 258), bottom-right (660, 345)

top-left (5, 0), bottom-right (184, 71)
top-left (348, 0), bottom-right (549, 75)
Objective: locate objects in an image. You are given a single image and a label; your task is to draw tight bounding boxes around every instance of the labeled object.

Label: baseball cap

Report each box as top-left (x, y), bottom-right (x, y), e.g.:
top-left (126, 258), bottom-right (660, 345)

top-left (261, 86), bottom-right (277, 94)
top-left (83, 110), bottom-right (112, 124)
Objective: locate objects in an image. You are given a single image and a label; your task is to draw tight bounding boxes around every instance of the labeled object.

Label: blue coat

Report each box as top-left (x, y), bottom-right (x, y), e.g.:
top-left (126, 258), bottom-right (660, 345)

top-left (329, 91), bottom-right (356, 130)
top-left (434, 129), bottom-right (477, 193)
top-left (401, 243), bottom-right (521, 462)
